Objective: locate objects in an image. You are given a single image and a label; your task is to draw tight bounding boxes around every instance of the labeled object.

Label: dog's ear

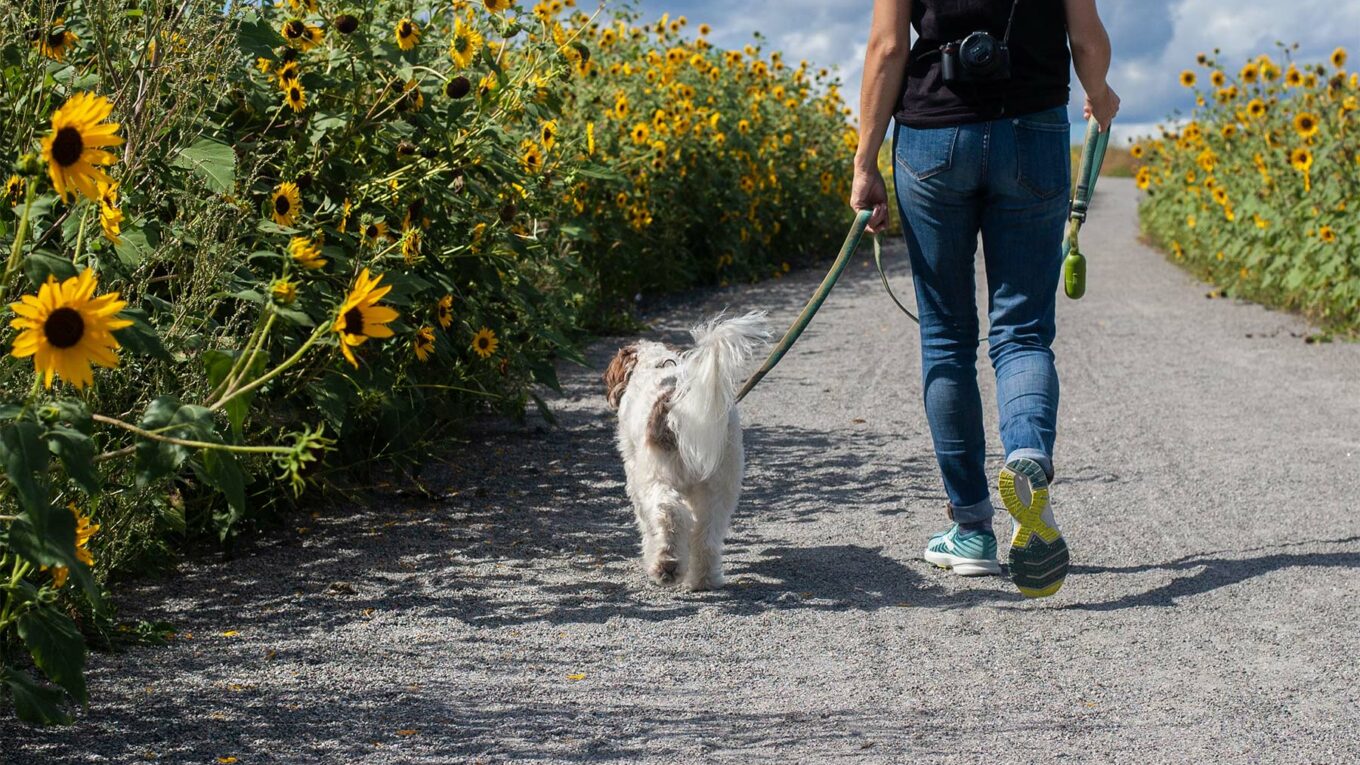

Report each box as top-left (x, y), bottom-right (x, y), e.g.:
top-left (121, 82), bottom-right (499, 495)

top-left (603, 345), bottom-right (639, 410)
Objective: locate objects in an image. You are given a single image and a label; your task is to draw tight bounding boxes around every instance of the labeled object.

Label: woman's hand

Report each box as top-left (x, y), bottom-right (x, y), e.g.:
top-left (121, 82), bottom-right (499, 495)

top-left (851, 161), bottom-right (890, 234)
top-left (1084, 84), bottom-right (1120, 132)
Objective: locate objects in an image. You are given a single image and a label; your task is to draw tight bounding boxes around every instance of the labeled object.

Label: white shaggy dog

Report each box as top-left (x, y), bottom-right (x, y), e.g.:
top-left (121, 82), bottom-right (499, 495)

top-left (603, 312), bottom-right (769, 591)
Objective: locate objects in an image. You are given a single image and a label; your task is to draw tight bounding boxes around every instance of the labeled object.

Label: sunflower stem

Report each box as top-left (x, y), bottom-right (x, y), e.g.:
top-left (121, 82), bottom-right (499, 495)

top-left (71, 204), bottom-right (90, 268)
top-left (209, 323), bottom-right (328, 413)
top-left (91, 413), bottom-right (295, 455)
top-left (212, 311), bottom-right (277, 403)
top-left (2, 181), bottom-right (37, 291)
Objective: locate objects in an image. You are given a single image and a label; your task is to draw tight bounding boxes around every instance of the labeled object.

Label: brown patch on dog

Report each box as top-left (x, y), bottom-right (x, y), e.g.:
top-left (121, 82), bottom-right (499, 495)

top-left (603, 345), bottom-right (638, 410)
top-left (646, 388), bottom-right (678, 451)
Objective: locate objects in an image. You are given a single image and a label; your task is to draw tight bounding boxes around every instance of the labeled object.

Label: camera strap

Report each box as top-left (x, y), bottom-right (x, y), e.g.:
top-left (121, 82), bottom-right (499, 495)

top-left (1002, 0), bottom-right (1021, 44)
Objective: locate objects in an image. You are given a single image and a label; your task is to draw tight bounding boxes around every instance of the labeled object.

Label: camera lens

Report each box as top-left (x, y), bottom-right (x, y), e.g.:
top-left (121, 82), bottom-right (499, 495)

top-left (962, 34), bottom-right (995, 69)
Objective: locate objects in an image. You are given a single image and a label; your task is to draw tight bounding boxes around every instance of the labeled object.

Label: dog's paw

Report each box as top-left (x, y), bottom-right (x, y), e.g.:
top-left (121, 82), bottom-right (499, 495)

top-left (684, 571), bottom-right (725, 592)
top-left (647, 557), bottom-right (680, 585)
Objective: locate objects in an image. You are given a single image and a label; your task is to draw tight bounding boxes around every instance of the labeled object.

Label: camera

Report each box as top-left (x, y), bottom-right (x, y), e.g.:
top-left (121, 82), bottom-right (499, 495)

top-left (941, 31), bottom-right (1011, 84)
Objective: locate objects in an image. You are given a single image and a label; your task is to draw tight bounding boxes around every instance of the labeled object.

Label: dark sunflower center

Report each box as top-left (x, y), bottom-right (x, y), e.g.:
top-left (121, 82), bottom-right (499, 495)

top-left (454, 35), bottom-right (469, 52)
top-left (477, 337), bottom-right (489, 349)
top-left (51, 126), bottom-right (84, 167)
top-left (342, 307), bottom-right (364, 336)
top-left (365, 224), bottom-right (379, 238)
top-left (400, 21), bottom-right (413, 37)
top-left (290, 86), bottom-right (301, 100)
top-left (44, 307), bottom-right (85, 349)
top-left (47, 30), bottom-right (67, 48)
top-left (284, 20), bottom-right (305, 39)
top-left (274, 194), bottom-right (291, 215)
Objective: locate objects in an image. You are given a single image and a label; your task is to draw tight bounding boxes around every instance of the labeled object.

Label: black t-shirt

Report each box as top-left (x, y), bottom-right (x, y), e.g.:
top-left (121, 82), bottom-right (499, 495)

top-left (896, 0), bottom-right (1071, 127)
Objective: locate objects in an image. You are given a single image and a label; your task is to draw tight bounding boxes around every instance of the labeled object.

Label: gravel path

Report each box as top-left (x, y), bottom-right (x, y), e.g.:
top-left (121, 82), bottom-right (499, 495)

top-left (5, 179), bottom-right (1360, 764)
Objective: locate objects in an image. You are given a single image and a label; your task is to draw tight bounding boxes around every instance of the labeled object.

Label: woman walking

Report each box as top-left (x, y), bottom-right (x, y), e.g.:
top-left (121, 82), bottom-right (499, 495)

top-left (851, 0), bottom-right (1119, 597)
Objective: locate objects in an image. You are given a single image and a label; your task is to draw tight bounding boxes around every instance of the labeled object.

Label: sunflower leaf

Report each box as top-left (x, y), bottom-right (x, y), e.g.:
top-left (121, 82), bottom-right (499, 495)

top-left (0, 667), bottom-right (72, 726)
top-left (17, 605), bottom-right (88, 706)
top-left (23, 250), bottom-right (79, 289)
top-left (1, 421), bottom-right (52, 517)
top-left (197, 450), bottom-right (249, 540)
top-left (113, 308), bottom-right (173, 363)
top-left (45, 426), bottom-right (101, 497)
top-left (172, 138), bottom-right (236, 195)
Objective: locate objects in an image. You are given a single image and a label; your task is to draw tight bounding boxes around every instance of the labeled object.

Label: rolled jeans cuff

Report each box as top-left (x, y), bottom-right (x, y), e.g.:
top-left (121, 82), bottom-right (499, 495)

top-left (948, 495), bottom-right (995, 525)
top-left (1006, 448), bottom-right (1054, 482)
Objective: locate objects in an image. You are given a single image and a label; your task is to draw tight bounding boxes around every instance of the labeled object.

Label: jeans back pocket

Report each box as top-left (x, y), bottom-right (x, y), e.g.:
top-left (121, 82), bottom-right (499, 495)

top-left (1012, 109), bottom-right (1070, 200)
top-left (896, 124), bottom-right (958, 181)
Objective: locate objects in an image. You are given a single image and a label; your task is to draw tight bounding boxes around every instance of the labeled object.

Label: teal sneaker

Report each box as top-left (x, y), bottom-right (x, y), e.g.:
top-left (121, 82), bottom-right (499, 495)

top-left (923, 524), bottom-right (1002, 576)
top-left (998, 457), bottom-right (1069, 598)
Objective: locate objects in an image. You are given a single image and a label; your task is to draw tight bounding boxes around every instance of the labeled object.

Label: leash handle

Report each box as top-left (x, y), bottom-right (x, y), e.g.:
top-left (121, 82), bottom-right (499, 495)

top-left (735, 209), bottom-right (871, 402)
top-left (1063, 116), bottom-right (1111, 300)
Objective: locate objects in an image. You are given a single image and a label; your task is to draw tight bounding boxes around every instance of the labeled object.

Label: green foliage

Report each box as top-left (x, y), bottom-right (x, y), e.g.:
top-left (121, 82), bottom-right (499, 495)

top-left (0, 0), bottom-right (854, 724)
top-left (1136, 46), bottom-right (1360, 332)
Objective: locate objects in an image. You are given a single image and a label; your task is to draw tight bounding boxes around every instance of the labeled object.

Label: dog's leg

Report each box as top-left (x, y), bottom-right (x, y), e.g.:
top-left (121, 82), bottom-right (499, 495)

top-left (684, 481), bottom-right (737, 591)
top-left (641, 485), bottom-right (689, 585)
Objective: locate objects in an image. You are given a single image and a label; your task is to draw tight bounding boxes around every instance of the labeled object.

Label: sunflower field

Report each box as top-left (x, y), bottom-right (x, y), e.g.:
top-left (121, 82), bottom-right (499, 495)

top-left (0, 0), bottom-right (853, 723)
top-left (1134, 46), bottom-right (1360, 333)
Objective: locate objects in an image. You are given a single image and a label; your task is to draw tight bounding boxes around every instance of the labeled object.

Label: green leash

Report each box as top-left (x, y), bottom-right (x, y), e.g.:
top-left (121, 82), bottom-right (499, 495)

top-left (735, 116), bottom-right (1109, 402)
top-left (735, 209), bottom-right (871, 403)
top-left (1062, 116), bottom-right (1111, 299)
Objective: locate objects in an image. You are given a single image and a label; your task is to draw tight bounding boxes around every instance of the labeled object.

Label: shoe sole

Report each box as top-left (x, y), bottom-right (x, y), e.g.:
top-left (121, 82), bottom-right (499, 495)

top-left (998, 457), bottom-right (1069, 598)
top-left (923, 549), bottom-right (1002, 577)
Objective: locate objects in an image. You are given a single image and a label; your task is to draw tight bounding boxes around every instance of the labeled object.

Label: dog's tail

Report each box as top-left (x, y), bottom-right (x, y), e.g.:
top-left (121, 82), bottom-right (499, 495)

top-left (668, 311), bottom-right (769, 480)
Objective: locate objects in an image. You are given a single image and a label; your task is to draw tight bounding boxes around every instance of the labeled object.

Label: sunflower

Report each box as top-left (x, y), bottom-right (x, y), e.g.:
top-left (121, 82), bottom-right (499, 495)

top-left (630, 123), bottom-right (650, 144)
top-left (37, 19), bottom-right (79, 62)
top-left (1135, 166), bottom-right (1152, 191)
top-left (1247, 99), bottom-right (1267, 119)
top-left (1178, 70), bottom-right (1196, 88)
top-left (1129, 143), bottom-right (1145, 159)
top-left (276, 60), bottom-right (301, 88)
top-left (444, 75), bottom-right (472, 99)
top-left (477, 72), bottom-right (498, 99)
top-left (400, 226), bottom-right (422, 263)
top-left (1319, 225), bottom-right (1337, 244)
top-left (436, 294), bottom-right (454, 328)
top-left (540, 119), bottom-right (558, 151)
top-left (1239, 63), bottom-right (1259, 84)
top-left (41, 92), bottom-right (124, 203)
top-left (1290, 146), bottom-right (1314, 172)
top-left (1293, 112), bottom-right (1319, 139)
top-left (5, 175), bottom-right (24, 207)
top-left (281, 19), bottom-right (324, 51)
top-left (520, 140), bottom-right (543, 173)
top-left (1221, 123), bottom-right (1237, 140)
top-left (448, 18), bottom-right (483, 68)
top-left (471, 327), bottom-right (498, 358)
top-left (284, 79), bottom-right (307, 111)
top-left (586, 122), bottom-right (595, 155)
top-left (97, 182), bottom-right (123, 245)
top-left (1332, 48), bottom-right (1348, 70)
top-left (361, 219), bottom-right (389, 246)
top-left (334, 13), bottom-right (360, 34)
top-left (333, 269), bottom-right (399, 368)
top-left (289, 236), bottom-right (327, 270)
top-left (1212, 186), bottom-right (1229, 205)
top-left (483, 0), bottom-right (511, 13)
top-left (413, 326), bottom-right (436, 362)
top-left (47, 505), bottom-right (99, 588)
top-left (395, 18), bottom-right (421, 50)
top-left (1285, 66), bottom-right (1303, 87)
top-left (699, 23), bottom-right (711, 36)
top-left (613, 93), bottom-right (630, 119)
top-left (1209, 70), bottom-right (1226, 87)
top-left (399, 80), bottom-right (424, 111)
top-left (271, 277), bottom-right (298, 305)
top-left (9, 268), bottom-right (132, 389)
top-left (270, 182), bottom-right (302, 226)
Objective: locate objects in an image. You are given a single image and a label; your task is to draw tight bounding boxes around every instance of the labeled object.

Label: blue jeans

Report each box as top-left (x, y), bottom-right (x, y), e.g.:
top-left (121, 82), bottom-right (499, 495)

top-left (891, 106), bottom-right (1070, 524)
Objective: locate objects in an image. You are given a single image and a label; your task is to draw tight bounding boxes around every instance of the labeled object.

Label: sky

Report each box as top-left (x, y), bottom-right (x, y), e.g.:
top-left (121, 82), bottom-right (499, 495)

top-left (631, 0), bottom-right (1360, 145)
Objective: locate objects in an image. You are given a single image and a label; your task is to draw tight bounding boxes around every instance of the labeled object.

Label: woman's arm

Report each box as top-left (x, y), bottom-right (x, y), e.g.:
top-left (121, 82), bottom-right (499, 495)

top-left (1063, 0), bottom-right (1120, 130)
top-left (851, 0), bottom-right (912, 233)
